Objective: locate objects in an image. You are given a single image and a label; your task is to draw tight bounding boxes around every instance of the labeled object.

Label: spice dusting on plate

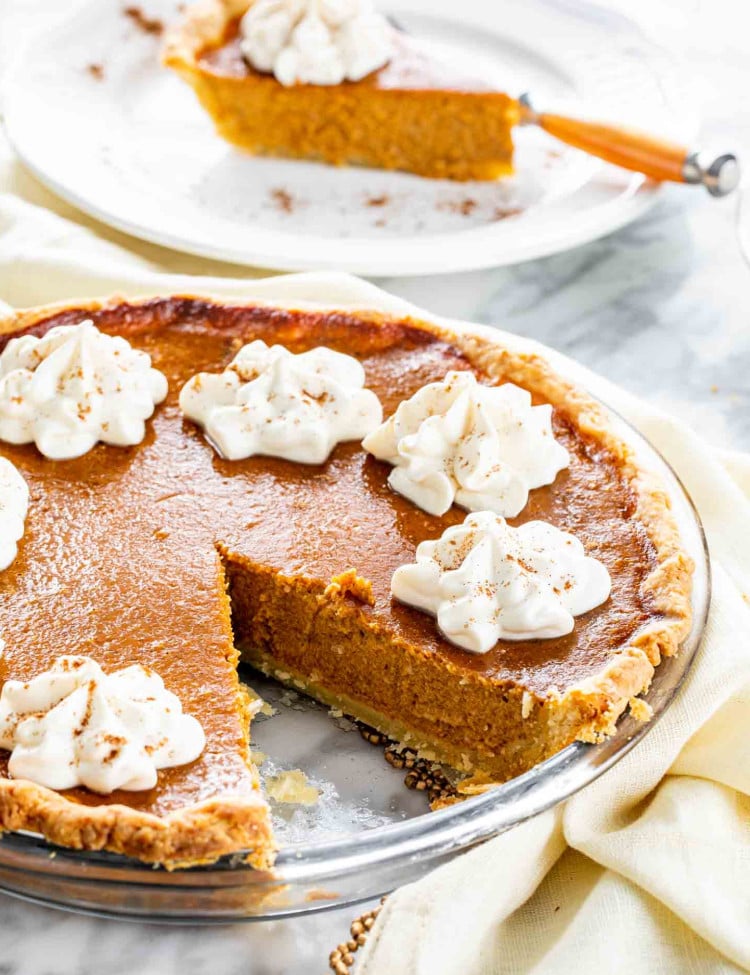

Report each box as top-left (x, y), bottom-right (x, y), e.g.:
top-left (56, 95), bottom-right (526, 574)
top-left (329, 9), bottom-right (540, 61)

top-left (123, 5), bottom-right (164, 35)
top-left (492, 206), bottom-right (523, 221)
top-left (269, 187), bottom-right (295, 213)
top-left (439, 197), bottom-right (478, 216)
top-left (86, 63), bottom-right (105, 80)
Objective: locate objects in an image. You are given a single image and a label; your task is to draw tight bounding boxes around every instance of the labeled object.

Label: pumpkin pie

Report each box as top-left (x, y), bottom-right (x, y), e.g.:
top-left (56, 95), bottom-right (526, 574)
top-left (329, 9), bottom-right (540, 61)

top-left (163, 0), bottom-right (519, 181)
top-left (0, 295), bottom-right (692, 867)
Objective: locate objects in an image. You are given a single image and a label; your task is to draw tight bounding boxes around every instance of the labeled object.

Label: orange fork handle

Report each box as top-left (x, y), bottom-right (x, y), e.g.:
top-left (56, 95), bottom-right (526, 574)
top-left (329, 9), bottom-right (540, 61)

top-left (535, 112), bottom-right (689, 183)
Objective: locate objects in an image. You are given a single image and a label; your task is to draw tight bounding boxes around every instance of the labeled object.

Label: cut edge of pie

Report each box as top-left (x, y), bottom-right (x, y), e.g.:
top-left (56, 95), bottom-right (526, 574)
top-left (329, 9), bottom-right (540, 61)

top-left (227, 310), bottom-right (694, 780)
top-left (0, 293), bottom-right (694, 867)
top-left (162, 0), bottom-right (519, 180)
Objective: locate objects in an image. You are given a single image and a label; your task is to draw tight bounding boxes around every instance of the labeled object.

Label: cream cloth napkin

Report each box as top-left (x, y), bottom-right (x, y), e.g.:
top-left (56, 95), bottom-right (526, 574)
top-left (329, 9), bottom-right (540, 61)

top-left (0, 133), bottom-right (749, 974)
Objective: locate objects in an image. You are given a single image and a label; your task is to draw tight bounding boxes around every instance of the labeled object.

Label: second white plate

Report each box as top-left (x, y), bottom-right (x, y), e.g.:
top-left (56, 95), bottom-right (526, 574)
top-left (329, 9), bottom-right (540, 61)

top-left (2, 0), bottom-right (694, 275)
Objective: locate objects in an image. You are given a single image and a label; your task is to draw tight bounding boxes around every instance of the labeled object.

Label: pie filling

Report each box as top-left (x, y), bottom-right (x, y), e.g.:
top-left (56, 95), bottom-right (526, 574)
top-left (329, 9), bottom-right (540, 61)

top-left (0, 297), bottom-right (687, 863)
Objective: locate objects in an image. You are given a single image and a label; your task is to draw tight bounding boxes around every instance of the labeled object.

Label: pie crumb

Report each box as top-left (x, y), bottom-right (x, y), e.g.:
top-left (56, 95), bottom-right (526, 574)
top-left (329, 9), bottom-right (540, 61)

top-left (266, 769), bottom-right (320, 805)
top-left (521, 690), bottom-right (534, 719)
top-left (247, 691), bottom-right (276, 719)
top-left (629, 697), bottom-right (653, 722)
top-left (325, 569), bottom-right (375, 606)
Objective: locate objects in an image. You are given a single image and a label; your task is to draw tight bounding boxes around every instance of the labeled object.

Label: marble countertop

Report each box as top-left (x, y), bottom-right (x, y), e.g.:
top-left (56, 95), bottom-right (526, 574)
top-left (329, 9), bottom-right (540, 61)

top-left (0, 2), bottom-right (748, 974)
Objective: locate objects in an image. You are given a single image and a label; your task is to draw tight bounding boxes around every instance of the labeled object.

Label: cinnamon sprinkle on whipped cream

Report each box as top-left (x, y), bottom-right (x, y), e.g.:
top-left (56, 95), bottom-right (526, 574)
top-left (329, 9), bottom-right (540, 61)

top-left (0, 655), bottom-right (205, 794)
top-left (0, 320), bottom-right (168, 460)
top-left (391, 511), bottom-right (611, 653)
top-left (179, 339), bottom-right (382, 463)
top-left (363, 371), bottom-right (569, 517)
top-left (240, 0), bottom-right (394, 86)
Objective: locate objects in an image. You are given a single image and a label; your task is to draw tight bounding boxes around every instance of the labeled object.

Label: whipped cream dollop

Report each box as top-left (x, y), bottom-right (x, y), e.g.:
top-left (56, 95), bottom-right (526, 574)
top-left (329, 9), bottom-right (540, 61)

top-left (363, 371), bottom-right (570, 517)
top-left (0, 321), bottom-right (168, 460)
top-left (0, 458), bottom-right (28, 570)
top-left (0, 655), bottom-right (206, 794)
top-left (179, 339), bottom-right (382, 463)
top-left (391, 511), bottom-right (611, 653)
top-left (240, 0), bottom-right (394, 86)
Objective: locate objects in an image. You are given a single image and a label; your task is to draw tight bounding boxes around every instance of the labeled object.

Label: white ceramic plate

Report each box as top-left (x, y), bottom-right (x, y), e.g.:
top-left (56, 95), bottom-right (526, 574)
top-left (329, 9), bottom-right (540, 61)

top-left (2, 0), bottom-right (695, 275)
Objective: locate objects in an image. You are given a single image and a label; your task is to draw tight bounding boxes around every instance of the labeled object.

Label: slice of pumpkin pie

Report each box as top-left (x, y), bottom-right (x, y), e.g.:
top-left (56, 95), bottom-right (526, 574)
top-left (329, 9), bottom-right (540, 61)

top-left (163, 0), bottom-right (519, 180)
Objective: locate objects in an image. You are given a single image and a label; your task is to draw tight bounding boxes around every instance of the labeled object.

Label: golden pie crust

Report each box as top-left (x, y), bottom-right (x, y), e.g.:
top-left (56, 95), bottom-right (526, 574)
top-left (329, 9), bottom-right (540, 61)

top-left (0, 295), bottom-right (693, 867)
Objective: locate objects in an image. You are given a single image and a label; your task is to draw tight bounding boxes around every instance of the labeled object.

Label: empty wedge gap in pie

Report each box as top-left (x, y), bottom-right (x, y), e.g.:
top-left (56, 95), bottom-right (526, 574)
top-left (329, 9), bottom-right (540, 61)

top-left (0, 296), bottom-right (693, 867)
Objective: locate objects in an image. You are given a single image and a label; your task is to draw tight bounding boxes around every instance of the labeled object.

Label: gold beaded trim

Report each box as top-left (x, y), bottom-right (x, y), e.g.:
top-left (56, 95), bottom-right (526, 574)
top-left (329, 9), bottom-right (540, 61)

top-left (357, 723), bottom-right (458, 806)
top-left (327, 722), bottom-right (457, 972)
top-left (329, 898), bottom-right (386, 975)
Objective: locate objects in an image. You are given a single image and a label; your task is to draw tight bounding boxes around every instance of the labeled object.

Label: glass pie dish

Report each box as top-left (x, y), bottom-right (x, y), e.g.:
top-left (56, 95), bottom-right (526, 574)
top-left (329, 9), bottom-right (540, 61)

top-left (0, 407), bottom-right (709, 922)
